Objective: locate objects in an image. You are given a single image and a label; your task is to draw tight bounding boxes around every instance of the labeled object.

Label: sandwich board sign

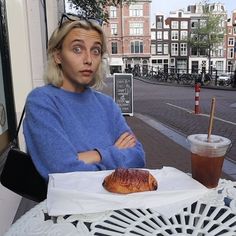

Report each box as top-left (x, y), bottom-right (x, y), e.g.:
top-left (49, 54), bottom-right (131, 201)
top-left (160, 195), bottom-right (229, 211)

top-left (113, 73), bottom-right (133, 116)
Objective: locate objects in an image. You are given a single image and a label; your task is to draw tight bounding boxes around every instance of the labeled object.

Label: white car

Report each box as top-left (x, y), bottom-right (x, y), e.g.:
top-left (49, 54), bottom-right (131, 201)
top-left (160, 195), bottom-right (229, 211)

top-left (217, 73), bottom-right (232, 86)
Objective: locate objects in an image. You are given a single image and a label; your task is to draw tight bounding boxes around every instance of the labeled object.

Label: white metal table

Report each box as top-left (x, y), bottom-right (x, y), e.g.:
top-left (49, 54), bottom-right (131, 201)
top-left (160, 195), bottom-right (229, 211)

top-left (5, 179), bottom-right (236, 236)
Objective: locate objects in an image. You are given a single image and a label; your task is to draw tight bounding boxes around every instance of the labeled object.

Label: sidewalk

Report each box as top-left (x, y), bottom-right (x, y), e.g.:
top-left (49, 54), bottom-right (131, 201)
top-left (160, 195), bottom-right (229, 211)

top-left (125, 115), bottom-right (235, 181)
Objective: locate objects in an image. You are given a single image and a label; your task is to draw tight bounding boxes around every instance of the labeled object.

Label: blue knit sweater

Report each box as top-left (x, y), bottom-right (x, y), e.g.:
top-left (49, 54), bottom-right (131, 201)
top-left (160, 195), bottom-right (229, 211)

top-left (23, 85), bottom-right (145, 180)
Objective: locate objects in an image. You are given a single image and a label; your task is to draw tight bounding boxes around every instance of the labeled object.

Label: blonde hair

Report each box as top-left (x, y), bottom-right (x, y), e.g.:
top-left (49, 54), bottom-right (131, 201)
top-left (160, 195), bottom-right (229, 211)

top-left (44, 19), bottom-right (109, 89)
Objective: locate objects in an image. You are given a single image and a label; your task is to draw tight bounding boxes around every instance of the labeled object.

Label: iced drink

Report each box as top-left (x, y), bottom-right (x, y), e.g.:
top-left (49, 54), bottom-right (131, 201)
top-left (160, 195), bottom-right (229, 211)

top-left (187, 134), bottom-right (231, 188)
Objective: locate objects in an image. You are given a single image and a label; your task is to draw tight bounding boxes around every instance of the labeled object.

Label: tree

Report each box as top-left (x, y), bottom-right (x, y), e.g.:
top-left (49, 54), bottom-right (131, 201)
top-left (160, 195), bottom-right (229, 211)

top-left (188, 2), bottom-right (225, 73)
top-left (67, 0), bottom-right (135, 23)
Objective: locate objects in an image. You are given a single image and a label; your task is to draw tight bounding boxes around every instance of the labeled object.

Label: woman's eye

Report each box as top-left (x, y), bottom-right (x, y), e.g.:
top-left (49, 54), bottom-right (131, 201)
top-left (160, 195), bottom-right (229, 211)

top-left (73, 47), bottom-right (81, 54)
top-left (92, 48), bottom-right (101, 55)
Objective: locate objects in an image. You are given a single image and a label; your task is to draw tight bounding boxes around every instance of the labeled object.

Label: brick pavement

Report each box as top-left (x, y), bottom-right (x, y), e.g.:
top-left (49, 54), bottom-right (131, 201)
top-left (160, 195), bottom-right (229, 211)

top-left (125, 115), bottom-right (235, 181)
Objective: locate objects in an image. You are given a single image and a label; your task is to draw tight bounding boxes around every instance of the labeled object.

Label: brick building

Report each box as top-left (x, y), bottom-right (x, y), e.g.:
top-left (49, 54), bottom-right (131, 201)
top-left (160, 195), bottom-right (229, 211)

top-left (103, 0), bottom-right (152, 74)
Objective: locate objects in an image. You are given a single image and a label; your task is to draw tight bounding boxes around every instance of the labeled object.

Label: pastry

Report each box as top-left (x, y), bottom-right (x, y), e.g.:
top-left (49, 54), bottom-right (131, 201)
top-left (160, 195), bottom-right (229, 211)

top-left (102, 168), bottom-right (158, 194)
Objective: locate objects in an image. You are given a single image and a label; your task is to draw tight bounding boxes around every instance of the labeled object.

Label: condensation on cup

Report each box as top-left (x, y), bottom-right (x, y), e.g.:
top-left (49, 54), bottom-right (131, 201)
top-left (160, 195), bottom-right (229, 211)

top-left (187, 134), bottom-right (231, 188)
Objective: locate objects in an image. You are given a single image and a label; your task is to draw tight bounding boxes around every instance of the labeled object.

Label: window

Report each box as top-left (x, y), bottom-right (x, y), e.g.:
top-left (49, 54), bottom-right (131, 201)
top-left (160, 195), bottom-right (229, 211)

top-left (130, 22), bottom-right (143, 35)
top-left (228, 48), bottom-right (234, 58)
top-left (181, 21), bottom-right (188, 29)
top-left (131, 41), bottom-right (143, 53)
top-left (111, 23), bottom-right (118, 35)
top-left (234, 27), bottom-right (236, 35)
top-left (228, 28), bottom-right (232, 34)
top-left (110, 6), bottom-right (117, 18)
top-left (151, 44), bottom-right (156, 55)
top-left (171, 43), bottom-right (178, 56)
top-left (151, 31), bottom-right (156, 40)
top-left (215, 61), bottom-right (223, 71)
top-left (180, 31), bottom-right (188, 40)
top-left (171, 21), bottom-right (178, 29)
top-left (157, 31), bottom-right (162, 40)
top-left (180, 43), bottom-right (187, 56)
top-left (164, 31), bottom-right (168, 40)
top-left (191, 20), bottom-right (198, 28)
top-left (111, 42), bottom-right (118, 54)
top-left (129, 4), bottom-right (143, 17)
top-left (163, 44), bottom-right (168, 54)
top-left (228, 37), bottom-right (234, 46)
top-left (157, 44), bottom-right (162, 54)
top-left (171, 31), bottom-right (178, 40)
top-left (156, 16), bottom-right (163, 29)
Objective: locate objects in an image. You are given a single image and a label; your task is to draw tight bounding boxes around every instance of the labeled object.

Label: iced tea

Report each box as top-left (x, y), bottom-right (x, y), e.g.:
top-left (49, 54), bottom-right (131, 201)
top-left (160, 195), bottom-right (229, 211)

top-left (191, 153), bottom-right (224, 188)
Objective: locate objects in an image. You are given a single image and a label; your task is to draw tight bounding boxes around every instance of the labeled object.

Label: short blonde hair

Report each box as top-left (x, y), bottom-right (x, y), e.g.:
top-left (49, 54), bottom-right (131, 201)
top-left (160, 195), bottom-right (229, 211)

top-left (44, 19), bottom-right (109, 89)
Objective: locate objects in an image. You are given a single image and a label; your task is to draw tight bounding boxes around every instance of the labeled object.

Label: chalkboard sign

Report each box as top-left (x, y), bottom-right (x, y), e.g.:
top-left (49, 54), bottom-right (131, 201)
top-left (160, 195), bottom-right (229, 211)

top-left (113, 73), bottom-right (133, 116)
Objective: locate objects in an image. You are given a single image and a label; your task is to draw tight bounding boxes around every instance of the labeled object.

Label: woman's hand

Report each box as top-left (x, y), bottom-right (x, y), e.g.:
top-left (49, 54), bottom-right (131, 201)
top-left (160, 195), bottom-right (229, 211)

top-left (114, 132), bottom-right (136, 149)
top-left (78, 150), bottom-right (101, 164)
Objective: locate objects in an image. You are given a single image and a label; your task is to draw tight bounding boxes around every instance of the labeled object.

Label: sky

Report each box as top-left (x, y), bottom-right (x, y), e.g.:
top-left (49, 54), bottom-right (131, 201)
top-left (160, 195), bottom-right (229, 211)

top-left (150, 0), bottom-right (236, 23)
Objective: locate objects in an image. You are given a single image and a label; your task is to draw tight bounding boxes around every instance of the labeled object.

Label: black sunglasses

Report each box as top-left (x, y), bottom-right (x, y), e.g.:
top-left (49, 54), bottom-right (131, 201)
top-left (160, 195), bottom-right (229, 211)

top-left (59, 13), bottom-right (103, 29)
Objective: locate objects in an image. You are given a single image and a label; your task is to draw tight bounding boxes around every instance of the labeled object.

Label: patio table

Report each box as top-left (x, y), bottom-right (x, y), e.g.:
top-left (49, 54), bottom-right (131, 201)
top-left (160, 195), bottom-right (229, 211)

top-left (4, 178), bottom-right (236, 235)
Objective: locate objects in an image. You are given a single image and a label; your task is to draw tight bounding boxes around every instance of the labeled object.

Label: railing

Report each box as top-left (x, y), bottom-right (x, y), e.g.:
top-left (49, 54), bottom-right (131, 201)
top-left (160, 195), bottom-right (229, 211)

top-left (127, 65), bottom-right (236, 87)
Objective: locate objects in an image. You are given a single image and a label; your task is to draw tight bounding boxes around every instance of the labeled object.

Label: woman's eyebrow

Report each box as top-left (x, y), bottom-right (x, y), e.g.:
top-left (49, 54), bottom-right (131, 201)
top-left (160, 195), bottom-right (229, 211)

top-left (71, 39), bottom-right (102, 47)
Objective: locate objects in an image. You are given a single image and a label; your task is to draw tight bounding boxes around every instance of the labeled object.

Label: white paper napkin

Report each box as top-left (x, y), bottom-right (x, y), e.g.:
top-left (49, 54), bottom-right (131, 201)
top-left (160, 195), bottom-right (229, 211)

top-left (46, 167), bottom-right (209, 217)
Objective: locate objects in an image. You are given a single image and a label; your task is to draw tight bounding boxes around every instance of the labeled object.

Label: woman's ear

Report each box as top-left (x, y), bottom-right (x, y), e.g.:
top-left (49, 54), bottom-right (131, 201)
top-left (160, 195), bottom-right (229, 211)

top-left (53, 49), bottom-right (62, 64)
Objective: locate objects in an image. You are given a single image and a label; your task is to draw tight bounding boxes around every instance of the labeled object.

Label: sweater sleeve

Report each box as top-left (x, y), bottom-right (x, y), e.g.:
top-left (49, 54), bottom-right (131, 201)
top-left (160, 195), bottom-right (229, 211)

top-left (23, 91), bottom-right (106, 180)
top-left (96, 102), bottom-right (146, 169)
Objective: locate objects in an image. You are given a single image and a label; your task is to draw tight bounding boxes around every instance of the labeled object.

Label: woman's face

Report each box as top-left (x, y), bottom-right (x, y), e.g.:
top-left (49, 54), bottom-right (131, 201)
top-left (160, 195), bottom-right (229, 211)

top-left (54, 28), bottom-right (102, 92)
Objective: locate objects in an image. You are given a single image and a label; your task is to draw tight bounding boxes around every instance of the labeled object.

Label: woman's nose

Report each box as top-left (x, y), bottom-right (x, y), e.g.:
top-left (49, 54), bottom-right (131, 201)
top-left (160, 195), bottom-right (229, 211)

top-left (83, 51), bottom-right (92, 65)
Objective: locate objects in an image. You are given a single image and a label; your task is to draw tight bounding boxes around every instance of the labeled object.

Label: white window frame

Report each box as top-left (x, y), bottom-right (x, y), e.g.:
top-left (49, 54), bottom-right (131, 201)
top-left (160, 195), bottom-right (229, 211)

top-left (171, 43), bottom-right (178, 56)
top-left (228, 48), bottom-right (234, 58)
top-left (180, 31), bottom-right (188, 40)
top-left (129, 22), bottom-right (143, 35)
top-left (151, 31), bottom-right (156, 40)
top-left (180, 43), bottom-right (187, 56)
top-left (129, 4), bottom-right (143, 17)
top-left (131, 40), bottom-right (143, 53)
top-left (171, 31), bottom-right (178, 40)
top-left (111, 23), bottom-right (118, 35)
top-left (171, 21), bottom-right (178, 29)
top-left (157, 31), bottom-right (162, 40)
top-left (163, 44), bottom-right (168, 54)
top-left (164, 31), bottom-right (168, 40)
top-left (157, 44), bottom-right (162, 54)
top-left (181, 21), bottom-right (188, 29)
top-left (151, 44), bottom-right (156, 55)
top-left (228, 37), bottom-right (234, 46)
top-left (110, 6), bottom-right (117, 18)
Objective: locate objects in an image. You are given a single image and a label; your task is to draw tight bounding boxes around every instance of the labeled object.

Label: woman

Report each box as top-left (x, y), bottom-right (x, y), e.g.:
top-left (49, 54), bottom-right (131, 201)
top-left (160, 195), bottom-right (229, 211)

top-left (23, 14), bottom-right (145, 181)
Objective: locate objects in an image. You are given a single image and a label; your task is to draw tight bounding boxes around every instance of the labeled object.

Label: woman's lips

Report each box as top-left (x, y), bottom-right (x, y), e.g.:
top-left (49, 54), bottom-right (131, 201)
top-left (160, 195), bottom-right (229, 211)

top-left (80, 70), bottom-right (93, 76)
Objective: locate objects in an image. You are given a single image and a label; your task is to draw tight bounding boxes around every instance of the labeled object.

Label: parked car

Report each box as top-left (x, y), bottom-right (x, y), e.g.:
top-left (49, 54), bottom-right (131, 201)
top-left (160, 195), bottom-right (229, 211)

top-left (217, 73), bottom-right (232, 86)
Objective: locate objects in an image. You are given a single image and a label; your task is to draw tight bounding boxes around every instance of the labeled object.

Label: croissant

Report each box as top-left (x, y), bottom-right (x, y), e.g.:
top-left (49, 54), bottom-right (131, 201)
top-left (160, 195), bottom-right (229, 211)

top-left (102, 168), bottom-right (158, 194)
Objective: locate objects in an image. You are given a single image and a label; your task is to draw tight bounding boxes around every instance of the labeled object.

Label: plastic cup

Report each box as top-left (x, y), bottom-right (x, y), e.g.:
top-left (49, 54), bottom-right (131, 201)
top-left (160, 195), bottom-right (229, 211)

top-left (187, 134), bottom-right (231, 188)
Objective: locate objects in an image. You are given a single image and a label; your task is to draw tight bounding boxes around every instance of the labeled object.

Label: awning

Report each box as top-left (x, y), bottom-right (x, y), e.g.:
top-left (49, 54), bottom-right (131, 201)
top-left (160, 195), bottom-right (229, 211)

top-left (109, 58), bottom-right (123, 66)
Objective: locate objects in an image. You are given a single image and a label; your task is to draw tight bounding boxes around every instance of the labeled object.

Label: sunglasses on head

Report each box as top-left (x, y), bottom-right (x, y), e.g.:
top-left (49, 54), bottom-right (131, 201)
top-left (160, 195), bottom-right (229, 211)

top-left (59, 13), bottom-right (103, 29)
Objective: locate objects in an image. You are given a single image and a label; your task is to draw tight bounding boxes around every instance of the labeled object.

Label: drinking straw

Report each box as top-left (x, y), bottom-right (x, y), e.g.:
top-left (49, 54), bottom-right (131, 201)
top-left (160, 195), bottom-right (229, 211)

top-left (207, 97), bottom-right (216, 142)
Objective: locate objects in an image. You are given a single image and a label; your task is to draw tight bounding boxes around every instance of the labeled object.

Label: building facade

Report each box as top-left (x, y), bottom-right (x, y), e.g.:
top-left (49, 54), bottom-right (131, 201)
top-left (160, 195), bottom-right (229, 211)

top-left (103, 0), bottom-right (152, 74)
top-left (226, 10), bottom-right (236, 72)
top-left (150, 3), bottom-right (231, 75)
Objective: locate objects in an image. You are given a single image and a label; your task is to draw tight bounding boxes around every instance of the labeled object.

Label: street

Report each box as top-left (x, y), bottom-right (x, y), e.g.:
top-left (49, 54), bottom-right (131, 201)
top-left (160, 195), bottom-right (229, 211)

top-left (102, 77), bottom-right (236, 165)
